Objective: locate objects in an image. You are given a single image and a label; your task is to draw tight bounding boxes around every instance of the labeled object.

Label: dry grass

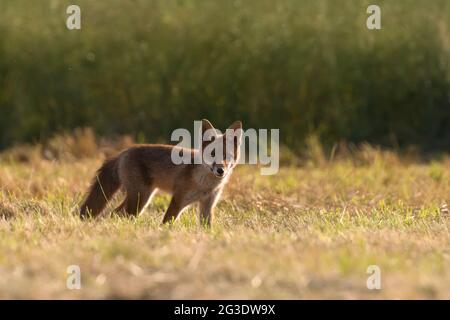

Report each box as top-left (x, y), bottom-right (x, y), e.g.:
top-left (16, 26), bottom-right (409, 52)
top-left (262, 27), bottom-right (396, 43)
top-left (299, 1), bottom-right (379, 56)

top-left (0, 135), bottom-right (449, 299)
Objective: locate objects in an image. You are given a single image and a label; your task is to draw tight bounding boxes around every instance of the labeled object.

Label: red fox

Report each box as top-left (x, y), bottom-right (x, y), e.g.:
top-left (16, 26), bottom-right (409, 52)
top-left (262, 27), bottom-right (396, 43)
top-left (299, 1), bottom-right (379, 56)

top-left (80, 119), bottom-right (243, 226)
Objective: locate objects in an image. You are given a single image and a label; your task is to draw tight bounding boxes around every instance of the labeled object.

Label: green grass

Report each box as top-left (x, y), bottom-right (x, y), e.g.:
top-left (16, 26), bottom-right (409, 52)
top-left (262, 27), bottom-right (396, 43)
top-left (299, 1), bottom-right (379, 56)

top-left (0, 149), bottom-right (448, 299)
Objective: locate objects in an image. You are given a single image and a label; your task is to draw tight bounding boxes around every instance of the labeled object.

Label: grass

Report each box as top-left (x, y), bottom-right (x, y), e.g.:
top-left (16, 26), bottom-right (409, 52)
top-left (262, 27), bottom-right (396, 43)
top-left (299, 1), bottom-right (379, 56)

top-left (0, 140), bottom-right (449, 299)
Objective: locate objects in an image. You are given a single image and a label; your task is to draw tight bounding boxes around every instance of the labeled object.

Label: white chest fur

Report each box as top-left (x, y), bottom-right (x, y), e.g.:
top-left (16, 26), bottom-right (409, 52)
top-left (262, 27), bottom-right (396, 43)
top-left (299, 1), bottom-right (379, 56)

top-left (185, 167), bottom-right (229, 203)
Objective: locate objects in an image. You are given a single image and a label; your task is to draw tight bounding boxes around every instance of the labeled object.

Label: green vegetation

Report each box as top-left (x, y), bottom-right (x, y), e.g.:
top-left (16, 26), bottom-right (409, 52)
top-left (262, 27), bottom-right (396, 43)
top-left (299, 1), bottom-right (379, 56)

top-left (1, 0), bottom-right (449, 150)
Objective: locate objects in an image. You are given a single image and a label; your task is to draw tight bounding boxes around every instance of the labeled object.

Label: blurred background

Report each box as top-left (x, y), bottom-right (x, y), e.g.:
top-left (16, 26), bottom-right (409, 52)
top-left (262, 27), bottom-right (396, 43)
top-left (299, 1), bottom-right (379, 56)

top-left (0, 0), bottom-right (449, 153)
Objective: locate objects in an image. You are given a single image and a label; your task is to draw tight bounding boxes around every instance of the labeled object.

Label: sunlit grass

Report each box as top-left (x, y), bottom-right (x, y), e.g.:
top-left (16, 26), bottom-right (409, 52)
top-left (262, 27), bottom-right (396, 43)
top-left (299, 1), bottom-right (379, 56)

top-left (0, 145), bottom-right (448, 299)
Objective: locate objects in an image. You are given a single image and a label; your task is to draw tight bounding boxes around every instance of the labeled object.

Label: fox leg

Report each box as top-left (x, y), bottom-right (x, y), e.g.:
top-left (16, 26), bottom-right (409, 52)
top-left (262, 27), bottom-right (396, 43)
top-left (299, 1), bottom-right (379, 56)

top-left (122, 186), bottom-right (156, 217)
top-left (199, 192), bottom-right (221, 227)
top-left (162, 193), bottom-right (188, 224)
top-left (112, 198), bottom-right (127, 216)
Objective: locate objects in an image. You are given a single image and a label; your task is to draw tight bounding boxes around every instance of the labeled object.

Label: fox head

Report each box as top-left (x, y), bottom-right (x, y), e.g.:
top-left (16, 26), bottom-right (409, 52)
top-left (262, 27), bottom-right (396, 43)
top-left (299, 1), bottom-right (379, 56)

top-left (201, 119), bottom-right (243, 179)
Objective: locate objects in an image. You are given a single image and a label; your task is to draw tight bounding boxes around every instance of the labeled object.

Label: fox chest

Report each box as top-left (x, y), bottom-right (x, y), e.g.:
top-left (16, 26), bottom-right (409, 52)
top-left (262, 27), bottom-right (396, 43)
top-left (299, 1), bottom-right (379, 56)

top-left (184, 177), bottom-right (224, 203)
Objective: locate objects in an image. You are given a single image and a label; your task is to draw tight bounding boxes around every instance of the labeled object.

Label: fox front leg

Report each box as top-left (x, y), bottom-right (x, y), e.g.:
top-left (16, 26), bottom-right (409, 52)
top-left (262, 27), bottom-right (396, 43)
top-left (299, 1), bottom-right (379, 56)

top-left (199, 192), bottom-right (221, 227)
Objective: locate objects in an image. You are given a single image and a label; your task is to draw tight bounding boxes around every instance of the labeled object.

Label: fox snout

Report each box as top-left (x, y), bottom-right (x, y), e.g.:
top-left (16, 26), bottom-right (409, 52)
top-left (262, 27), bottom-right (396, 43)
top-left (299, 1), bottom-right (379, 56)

top-left (206, 163), bottom-right (228, 178)
top-left (212, 165), bottom-right (226, 178)
top-left (215, 167), bottom-right (225, 176)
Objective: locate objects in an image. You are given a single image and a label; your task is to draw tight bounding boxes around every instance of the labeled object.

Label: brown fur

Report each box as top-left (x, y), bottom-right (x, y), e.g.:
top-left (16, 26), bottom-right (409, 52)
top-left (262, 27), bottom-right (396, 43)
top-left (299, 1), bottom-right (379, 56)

top-left (79, 120), bottom-right (242, 226)
top-left (80, 157), bottom-right (121, 218)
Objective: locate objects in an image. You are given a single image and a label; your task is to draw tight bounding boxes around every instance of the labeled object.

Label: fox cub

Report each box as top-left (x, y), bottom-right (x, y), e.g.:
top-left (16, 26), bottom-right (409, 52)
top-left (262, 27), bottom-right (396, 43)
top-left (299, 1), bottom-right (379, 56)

top-left (80, 119), bottom-right (243, 226)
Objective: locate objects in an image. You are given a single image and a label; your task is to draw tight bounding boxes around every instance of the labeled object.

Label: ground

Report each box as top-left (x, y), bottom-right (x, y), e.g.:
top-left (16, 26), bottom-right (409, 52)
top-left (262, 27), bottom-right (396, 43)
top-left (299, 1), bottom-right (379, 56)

top-left (0, 144), bottom-right (449, 299)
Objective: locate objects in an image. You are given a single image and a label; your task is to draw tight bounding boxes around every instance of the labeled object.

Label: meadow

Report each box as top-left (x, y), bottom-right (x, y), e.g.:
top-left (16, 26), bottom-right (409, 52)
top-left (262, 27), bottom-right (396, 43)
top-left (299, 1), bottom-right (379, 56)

top-left (0, 134), bottom-right (448, 299)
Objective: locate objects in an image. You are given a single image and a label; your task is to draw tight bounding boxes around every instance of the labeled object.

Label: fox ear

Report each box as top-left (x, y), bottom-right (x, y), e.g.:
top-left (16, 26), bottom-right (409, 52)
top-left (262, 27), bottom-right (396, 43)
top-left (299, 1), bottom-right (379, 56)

top-left (226, 121), bottom-right (243, 161)
top-left (201, 119), bottom-right (217, 143)
top-left (202, 119), bottom-right (215, 133)
top-left (228, 120), bottom-right (242, 131)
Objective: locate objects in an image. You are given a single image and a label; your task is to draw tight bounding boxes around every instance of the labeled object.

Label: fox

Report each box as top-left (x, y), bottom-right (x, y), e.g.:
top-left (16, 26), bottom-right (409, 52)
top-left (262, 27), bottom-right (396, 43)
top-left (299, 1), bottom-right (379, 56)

top-left (79, 119), bottom-right (243, 226)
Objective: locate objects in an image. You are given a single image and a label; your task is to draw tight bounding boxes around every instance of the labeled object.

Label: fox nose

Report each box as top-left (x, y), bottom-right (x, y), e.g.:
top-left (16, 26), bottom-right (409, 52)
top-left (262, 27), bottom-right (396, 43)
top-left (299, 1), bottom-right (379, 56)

top-left (217, 167), bottom-right (224, 176)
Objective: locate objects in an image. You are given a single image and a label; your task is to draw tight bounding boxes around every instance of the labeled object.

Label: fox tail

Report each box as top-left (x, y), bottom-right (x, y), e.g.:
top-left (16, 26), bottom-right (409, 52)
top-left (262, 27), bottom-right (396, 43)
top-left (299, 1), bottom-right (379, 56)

top-left (80, 157), bottom-right (120, 218)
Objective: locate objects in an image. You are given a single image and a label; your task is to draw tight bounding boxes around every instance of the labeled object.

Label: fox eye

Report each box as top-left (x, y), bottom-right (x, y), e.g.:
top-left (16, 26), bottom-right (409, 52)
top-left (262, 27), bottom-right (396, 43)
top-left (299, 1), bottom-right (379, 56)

top-left (211, 150), bottom-right (215, 157)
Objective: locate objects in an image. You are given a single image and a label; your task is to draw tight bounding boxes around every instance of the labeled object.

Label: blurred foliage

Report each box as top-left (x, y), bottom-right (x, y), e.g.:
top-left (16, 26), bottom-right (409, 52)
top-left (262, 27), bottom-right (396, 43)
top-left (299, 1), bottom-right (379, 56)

top-left (0, 0), bottom-right (449, 151)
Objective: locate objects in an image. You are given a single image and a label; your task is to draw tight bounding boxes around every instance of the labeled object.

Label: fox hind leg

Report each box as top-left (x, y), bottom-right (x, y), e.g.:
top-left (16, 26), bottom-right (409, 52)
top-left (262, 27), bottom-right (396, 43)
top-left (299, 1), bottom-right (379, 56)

top-left (162, 193), bottom-right (188, 224)
top-left (127, 187), bottom-right (156, 216)
top-left (112, 198), bottom-right (128, 216)
top-left (116, 185), bottom-right (155, 217)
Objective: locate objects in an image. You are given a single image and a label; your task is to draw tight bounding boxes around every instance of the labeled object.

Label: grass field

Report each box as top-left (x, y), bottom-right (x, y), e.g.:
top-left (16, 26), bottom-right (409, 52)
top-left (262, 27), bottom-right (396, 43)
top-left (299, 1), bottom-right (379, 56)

top-left (0, 138), bottom-right (448, 299)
